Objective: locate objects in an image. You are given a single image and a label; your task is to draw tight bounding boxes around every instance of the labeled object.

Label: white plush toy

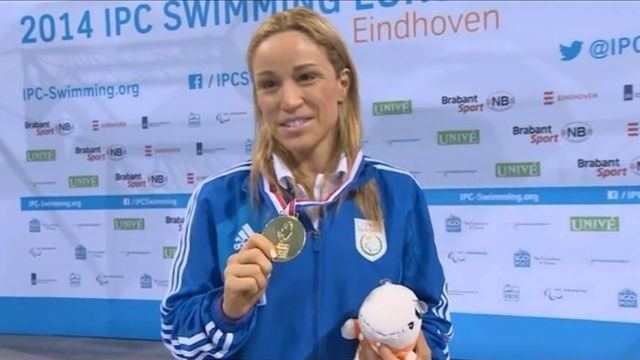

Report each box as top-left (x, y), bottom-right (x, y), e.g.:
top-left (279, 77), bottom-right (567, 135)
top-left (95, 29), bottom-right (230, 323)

top-left (341, 282), bottom-right (428, 360)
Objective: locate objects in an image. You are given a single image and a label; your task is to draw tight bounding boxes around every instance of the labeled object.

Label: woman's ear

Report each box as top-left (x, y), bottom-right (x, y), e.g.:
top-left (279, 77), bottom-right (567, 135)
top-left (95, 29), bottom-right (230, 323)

top-left (337, 68), bottom-right (351, 102)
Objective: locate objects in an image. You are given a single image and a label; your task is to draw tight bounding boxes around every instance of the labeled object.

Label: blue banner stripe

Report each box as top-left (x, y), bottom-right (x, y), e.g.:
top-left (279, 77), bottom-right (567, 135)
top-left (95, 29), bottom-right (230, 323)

top-left (20, 194), bottom-right (190, 210)
top-left (424, 185), bottom-right (640, 205)
top-left (20, 186), bottom-right (640, 211)
top-left (0, 297), bottom-right (637, 360)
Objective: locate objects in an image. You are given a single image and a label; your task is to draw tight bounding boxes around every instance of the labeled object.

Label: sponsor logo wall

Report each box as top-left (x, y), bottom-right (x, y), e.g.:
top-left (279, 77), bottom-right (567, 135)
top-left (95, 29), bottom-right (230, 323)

top-left (1, 0), bottom-right (638, 348)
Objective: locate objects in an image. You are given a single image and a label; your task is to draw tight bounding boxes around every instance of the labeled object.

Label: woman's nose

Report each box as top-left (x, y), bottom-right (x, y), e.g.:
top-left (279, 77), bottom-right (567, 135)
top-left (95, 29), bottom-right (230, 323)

top-left (280, 81), bottom-right (303, 111)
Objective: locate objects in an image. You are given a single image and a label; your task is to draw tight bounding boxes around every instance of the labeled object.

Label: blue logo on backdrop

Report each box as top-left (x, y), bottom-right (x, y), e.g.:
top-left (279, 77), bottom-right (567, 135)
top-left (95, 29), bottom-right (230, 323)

top-left (514, 249), bottom-right (531, 267)
top-left (69, 273), bottom-right (81, 287)
top-left (196, 142), bottom-right (203, 155)
top-left (447, 251), bottom-right (466, 263)
top-left (188, 74), bottom-right (203, 90)
top-left (31, 273), bottom-right (37, 285)
top-left (245, 139), bottom-right (253, 155)
top-left (624, 84), bottom-right (634, 101)
top-left (141, 116), bottom-right (149, 129)
top-left (140, 274), bottom-right (153, 289)
top-left (503, 284), bottom-right (520, 302)
top-left (188, 113), bottom-right (201, 128)
top-left (618, 289), bottom-right (637, 308)
top-left (29, 218), bottom-right (41, 233)
top-left (96, 275), bottom-right (109, 286)
top-left (545, 288), bottom-right (564, 301)
top-left (75, 245), bottom-right (87, 260)
top-left (446, 215), bottom-right (461, 232)
top-left (560, 40), bottom-right (583, 60)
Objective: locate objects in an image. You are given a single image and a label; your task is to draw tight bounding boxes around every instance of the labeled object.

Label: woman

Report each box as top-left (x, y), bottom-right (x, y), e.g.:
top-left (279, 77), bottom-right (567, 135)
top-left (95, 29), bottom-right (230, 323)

top-left (161, 7), bottom-right (452, 360)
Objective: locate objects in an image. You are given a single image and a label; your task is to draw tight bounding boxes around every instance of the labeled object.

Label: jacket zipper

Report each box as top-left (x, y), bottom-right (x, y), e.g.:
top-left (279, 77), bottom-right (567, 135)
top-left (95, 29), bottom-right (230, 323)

top-left (311, 225), bottom-right (321, 357)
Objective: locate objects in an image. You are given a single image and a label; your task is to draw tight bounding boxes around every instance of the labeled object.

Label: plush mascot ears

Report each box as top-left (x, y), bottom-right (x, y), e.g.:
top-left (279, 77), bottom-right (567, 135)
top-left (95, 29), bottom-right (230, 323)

top-left (414, 300), bottom-right (428, 318)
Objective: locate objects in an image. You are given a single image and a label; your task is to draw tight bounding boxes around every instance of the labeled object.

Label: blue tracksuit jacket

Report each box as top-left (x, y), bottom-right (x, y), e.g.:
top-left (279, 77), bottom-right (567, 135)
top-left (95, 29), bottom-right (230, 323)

top-left (161, 152), bottom-right (453, 359)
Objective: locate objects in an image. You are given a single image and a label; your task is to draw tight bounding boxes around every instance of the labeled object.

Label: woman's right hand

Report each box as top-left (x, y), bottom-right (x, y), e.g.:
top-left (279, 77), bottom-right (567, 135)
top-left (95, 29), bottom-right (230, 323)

top-left (222, 233), bottom-right (276, 319)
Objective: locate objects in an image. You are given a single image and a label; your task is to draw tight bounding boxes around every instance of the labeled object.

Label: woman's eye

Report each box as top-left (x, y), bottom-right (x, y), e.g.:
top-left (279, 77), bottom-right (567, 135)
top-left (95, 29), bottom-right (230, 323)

top-left (299, 73), bottom-right (317, 82)
top-left (259, 80), bottom-right (276, 89)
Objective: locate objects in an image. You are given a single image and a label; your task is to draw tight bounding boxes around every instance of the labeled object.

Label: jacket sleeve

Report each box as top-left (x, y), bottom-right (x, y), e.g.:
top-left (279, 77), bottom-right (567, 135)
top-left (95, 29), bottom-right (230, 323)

top-left (160, 184), bottom-right (256, 359)
top-left (402, 184), bottom-right (454, 360)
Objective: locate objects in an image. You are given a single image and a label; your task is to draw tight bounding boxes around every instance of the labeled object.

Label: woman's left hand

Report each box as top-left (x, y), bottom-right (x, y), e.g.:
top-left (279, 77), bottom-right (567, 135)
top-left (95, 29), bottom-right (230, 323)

top-left (357, 330), bottom-right (432, 360)
top-left (413, 330), bottom-right (432, 360)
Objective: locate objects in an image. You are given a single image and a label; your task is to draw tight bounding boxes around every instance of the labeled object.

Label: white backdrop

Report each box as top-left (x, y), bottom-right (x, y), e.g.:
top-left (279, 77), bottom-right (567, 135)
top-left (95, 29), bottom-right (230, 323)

top-left (1, 1), bottom-right (639, 358)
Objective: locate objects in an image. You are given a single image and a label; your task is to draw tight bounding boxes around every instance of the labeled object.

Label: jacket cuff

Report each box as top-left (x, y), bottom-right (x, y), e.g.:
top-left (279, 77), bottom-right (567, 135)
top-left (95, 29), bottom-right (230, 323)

top-left (213, 295), bottom-right (255, 332)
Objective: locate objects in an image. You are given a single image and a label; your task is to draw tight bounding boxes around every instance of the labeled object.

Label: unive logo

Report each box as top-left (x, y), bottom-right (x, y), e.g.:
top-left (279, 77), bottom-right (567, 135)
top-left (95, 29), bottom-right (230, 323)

top-left (140, 274), bottom-right (153, 289)
top-left (485, 92), bottom-right (515, 111)
top-left (69, 273), bottom-right (81, 287)
top-left (75, 245), bottom-right (87, 260)
top-left (496, 162), bottom-right (541, 177)
top-left (445, 215), bottom-right (461, 233)
top-left (618, 289), bottom-right (637, 308)
top-left (560, 40), bottom-right (583, 61)
top-left (437, 130), bottom-right (480, 145)
top-left (545, 288), bottom-right (564, 301)
top-left (163, 246), bottom-right (177, 259)
top-left (29, 218), bottom-right (41, 233)
top-left (372, 100), bottom-right (412, 116)
top-left (69, 175), bottom-right (99, 188)
top-left (26, 149), bottom-right (56, 162)
top-left (114, 218), bottom-right (145, 231)
top-left (513, 249), bottom-right (531, 268)
top-left (503, 284), bottom-right (520, 302)
top-left (188, 74), bottom-right (203, 89)
top-left (571, 216), bottom-right (619, 232)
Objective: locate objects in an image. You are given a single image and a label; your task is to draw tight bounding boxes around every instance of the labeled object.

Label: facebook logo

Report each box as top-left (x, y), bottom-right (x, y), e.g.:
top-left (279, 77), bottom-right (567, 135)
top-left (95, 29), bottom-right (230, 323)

top-left (188, 74), bottom-right (203, 90)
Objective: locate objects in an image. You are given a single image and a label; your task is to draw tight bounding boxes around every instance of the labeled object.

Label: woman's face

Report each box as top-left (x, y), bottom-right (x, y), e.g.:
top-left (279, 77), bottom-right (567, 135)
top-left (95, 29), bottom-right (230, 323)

top-left (252, 30), bottom-right (349, 159)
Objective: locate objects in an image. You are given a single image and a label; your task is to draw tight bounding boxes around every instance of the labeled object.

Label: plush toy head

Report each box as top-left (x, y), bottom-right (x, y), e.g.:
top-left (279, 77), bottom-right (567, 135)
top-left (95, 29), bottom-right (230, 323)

top-left (358, 282), bottom-right (426, 353)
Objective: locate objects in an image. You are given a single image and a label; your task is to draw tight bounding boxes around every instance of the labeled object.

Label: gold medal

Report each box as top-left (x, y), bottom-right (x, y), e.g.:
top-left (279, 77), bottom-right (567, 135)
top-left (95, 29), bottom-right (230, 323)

top-left (263, 215), bottom-right (306, 262)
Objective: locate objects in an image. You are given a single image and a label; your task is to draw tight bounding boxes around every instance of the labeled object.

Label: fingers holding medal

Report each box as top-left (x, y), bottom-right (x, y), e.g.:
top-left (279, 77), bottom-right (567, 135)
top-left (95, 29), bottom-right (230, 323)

top-left (263, 215), bottom-right (306, 262)
top-left (222, 216), bottom-right (306, 318)
top-left (222, 233), bottom-right (275, 318)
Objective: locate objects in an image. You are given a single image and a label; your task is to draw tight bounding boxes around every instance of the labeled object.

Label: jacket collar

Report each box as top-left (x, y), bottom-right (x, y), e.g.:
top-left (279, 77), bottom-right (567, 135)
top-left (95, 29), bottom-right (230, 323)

top-left (259, 149), bottom-right (370, 214)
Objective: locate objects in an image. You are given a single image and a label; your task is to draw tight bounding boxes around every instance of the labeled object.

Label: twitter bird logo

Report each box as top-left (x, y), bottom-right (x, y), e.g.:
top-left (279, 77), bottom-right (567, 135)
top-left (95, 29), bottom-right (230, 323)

top-left (560, 41), bottom-right (583, 61)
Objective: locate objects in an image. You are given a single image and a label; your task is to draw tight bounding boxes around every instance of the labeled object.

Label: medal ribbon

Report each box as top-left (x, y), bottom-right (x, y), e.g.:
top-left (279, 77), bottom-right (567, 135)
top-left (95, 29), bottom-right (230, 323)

top-left (269, 183), bottom-right (297, 216)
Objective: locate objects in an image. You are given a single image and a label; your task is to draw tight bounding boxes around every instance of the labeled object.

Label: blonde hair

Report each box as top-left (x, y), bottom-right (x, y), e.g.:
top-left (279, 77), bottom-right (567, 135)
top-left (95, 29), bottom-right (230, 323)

top-left (246, 7), bottom-right (381, 226)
